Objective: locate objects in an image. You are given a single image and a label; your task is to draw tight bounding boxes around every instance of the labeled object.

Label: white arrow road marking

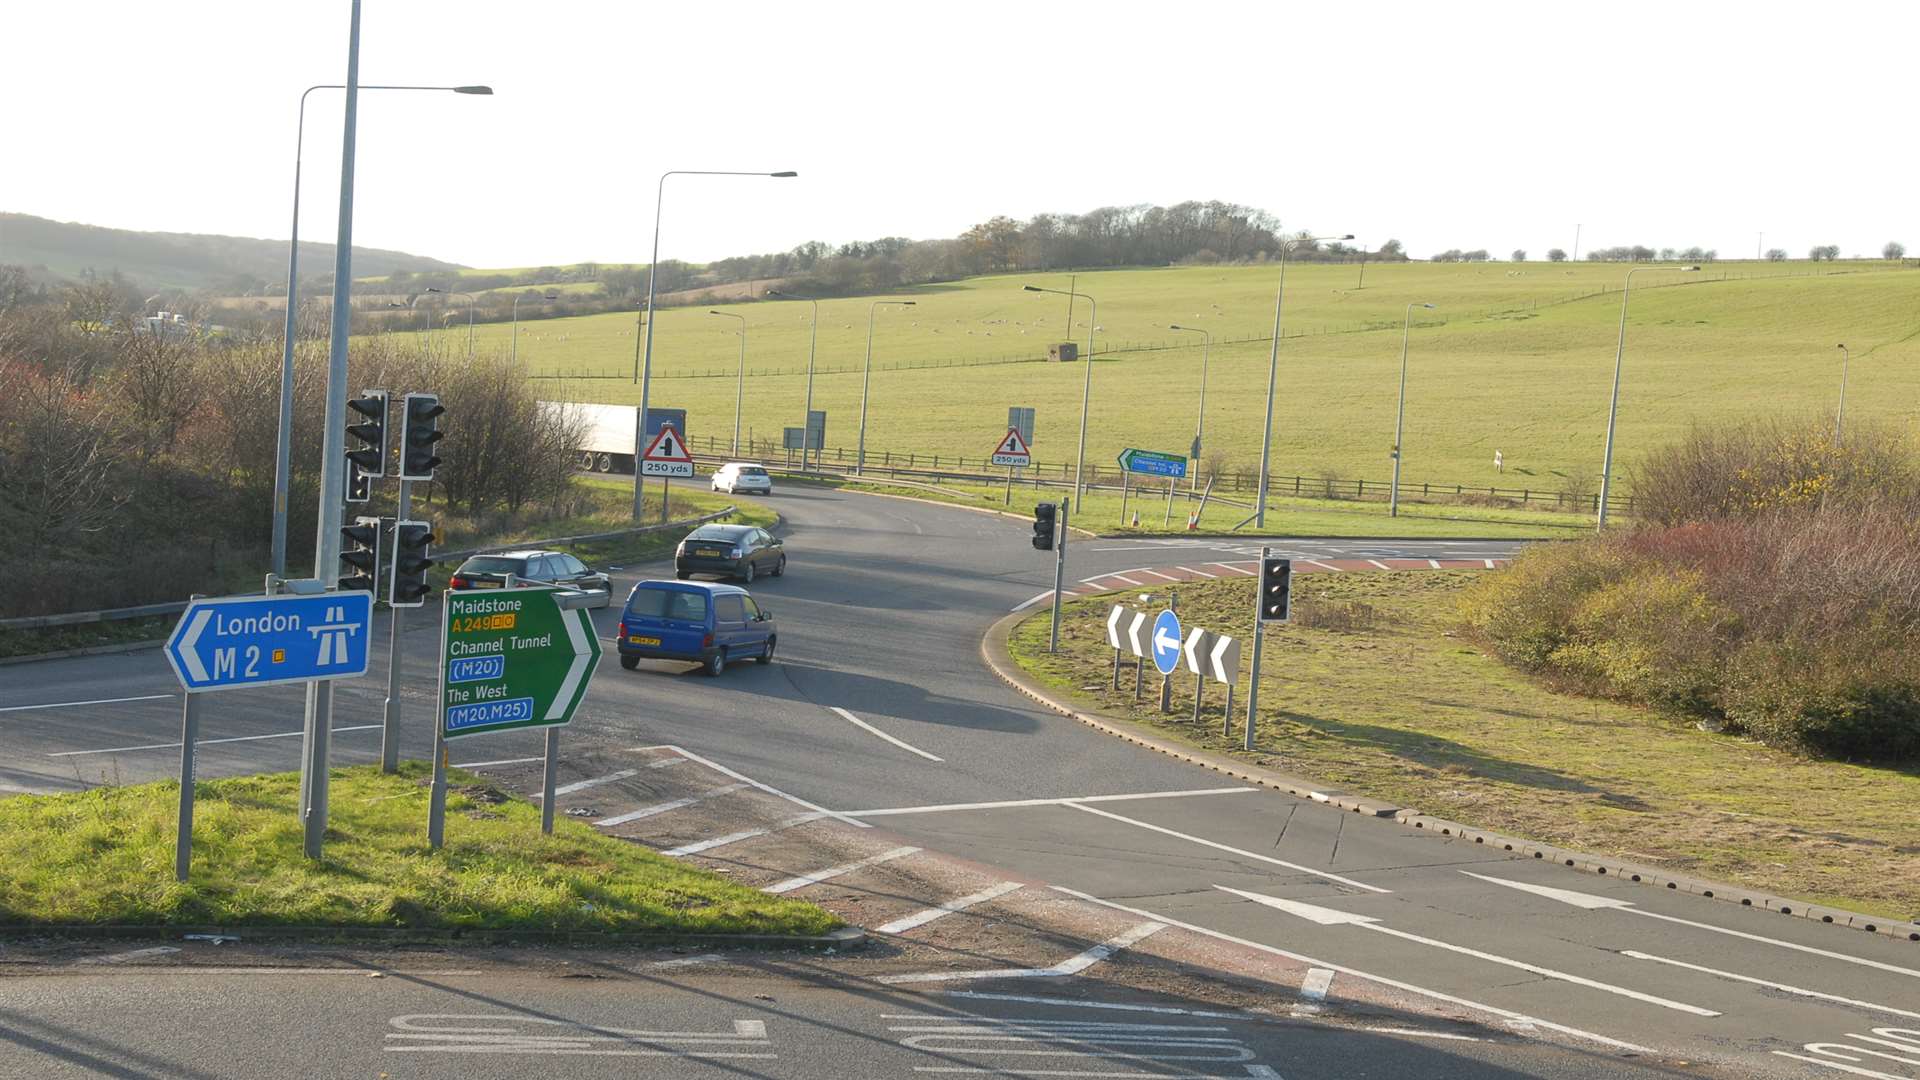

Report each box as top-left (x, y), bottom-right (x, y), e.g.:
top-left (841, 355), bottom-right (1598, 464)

top-left (177, 608), bottom-right (213, 682)
top-left (544, 608), bottom-right (594, 720)
top-left (875, 882), bottom-right (1023, 935)
top-left (1127, 612), bottom-right (1149, 656)
top-left (1068, 804), bottom-right (1389, 894)
top-left (764, 845), bottom-right (919, 894)
top-left (879, 921), bottom-right (1165, 984)
top-left (1183, 626), bottom-right (1209, 674)
top-left (830, 707), bottom-right (943, 762)
top-left (1215, 886), bottom-right (1720, 1017)
top-left (1462, 871), bottom-right (1920, 980)
top-left (1621, 950), bottom-right (1920, 1020)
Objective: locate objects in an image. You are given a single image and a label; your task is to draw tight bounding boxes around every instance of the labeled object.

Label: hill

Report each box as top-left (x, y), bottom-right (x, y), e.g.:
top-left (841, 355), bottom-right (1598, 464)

top-left (0, 212), bottom-right (463, 293)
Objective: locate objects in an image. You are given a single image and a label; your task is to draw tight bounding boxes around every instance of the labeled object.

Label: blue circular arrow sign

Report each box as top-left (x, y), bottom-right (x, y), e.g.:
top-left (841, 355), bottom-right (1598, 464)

top-left (1151, 609), bottom-right (1183, 675)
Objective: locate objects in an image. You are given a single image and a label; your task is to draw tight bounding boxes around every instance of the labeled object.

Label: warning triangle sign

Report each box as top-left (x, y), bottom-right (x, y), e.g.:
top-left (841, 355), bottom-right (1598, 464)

top-left (994, 428), bottom-right (1030, 456)
top-left (643, 425), bottom-right (692, 463)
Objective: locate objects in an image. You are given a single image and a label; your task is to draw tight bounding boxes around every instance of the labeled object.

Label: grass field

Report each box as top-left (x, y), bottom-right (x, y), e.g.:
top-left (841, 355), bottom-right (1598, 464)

top-left (0, 764), bottom-right (837, 934)
top-left (1008, 571), bottom-right (1920, 920)
top-left (393, 260), bottom-right (1919, 494)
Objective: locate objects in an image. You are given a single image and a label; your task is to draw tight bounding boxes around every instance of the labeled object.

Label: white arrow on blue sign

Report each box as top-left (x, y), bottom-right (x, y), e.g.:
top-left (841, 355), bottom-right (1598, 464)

top-left (164, 592), bottom-right (374, 693)
top-left (1151, 609), bottom-right (1183, 675)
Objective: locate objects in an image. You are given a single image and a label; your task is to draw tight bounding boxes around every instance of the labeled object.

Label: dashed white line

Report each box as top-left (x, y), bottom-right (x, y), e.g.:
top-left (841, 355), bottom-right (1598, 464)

top-left (532, 769), bottom-right (638, 799)
top-left (876, 882), bottom-right (1024, 935)
top-left (1066, 802), bottom-right (1390, 894)
top-left (830, 707), bottom-right (943, 762)
top-left (595, 783), bottom-right (749, 827)
top-left (51, 724), bottom-right (381, 758)
top-left (880, 921), bottom-right (1166, 984)
top-left (764, 845), bottom-right (920, 894)
top-left (0, 693), bottom-right (173, 714)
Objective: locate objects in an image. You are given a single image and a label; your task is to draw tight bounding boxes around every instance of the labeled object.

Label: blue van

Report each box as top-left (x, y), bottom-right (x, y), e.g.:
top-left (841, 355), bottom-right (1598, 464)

top-left (617, 580), bottom-right (776, 676)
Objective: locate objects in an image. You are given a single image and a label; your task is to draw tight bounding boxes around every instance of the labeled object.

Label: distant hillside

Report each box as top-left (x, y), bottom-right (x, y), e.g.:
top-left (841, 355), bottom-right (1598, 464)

top-left (0, 212), bottom-right (464, 293)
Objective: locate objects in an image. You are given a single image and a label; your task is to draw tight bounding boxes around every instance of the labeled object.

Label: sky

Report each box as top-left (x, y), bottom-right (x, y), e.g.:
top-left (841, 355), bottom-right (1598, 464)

top-left (6, 1), bottom-right (1917, 269)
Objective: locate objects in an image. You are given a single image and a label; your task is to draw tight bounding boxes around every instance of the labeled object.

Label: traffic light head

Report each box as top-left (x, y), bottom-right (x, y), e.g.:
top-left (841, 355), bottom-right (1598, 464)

top-left (339, 516), bottom-right (383, 592)
top-left (388, 519), bottom-right (436, 607)
top-left (399, 392), bottom-right (446, 481)
top-left (1032, 501), bottom-right (1057, 551)
top-left (344, 459), bottom-right (372, 504)
top-left (346, 390), bottom-right (388, 478)
top-left (1258, 557), bottom-right (1292, 623)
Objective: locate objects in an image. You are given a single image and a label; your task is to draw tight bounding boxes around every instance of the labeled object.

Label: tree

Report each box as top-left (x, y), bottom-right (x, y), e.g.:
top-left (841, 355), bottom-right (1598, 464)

top-left (1377, 238), bottom-right (1405, 259)
top-left (1809, 244), bottom-right (1841, 261)
top-left (1511, 249), bottom-right (1527, 262)
top-left (1547, 248), bottom-right (1567, 262)
top-left (1885, 241), bottom-right (1906, 260)
top-left (1766, 248), bottom-right (1788, 261)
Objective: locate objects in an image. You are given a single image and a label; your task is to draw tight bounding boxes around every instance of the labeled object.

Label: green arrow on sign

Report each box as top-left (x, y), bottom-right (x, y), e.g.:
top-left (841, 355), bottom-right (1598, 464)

top-left (439, 587), bottom-right (602, 739)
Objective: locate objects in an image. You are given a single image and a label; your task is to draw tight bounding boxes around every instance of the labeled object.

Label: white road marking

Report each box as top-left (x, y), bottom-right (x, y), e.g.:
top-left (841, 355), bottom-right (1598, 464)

top-left (1106, 574), bottom-right (1144, 587)
top-left (452, 756), bottom-right (546, 768)
top-left (1360, 1026), bottom-right (1480, 1042)
top-left (0, 693), bottom-right (173, 714)
top-left (121, 967), bottom-right (482, 976)
top-left (1366, 559), bottom-right (1392, 570)
top-left (876, 882), bottom-right (1024, 935)
top-left (764, 845), bottom-right (919, 894)
top-left (0, 781), bottom-right (45, 794)
top-left (386, 1015), bottom-right (772, 1057)
top-left (1774, 1031), bottom-right (1920, 1077)
top-left (1621, 950), bottom-right (1920, 1020)
top-left (595, 783), bottom-right (748, 827)
top-left (1011, 592), bottom-right (1054, 613)
top-left (1053, 886), bottom-right (1653, 1054)
top-left (1484, 559), bottom-right (1498, 569)
top-left (1427, 558), bottom-right (1442, 569)
top-left (1463, 871), bottom-right (1920, 980)
top-left (531, 769), bottom-right (638, 799)
top-left (79, 946), bottom-right (181, 965)
top-left (663, 812), bottom-right (828, 857)
top-left (1299, 968), bottom-right (1334, 1001)
top-left (650, 744), bottom-right (870, 828)
top-left (938, 993), bottom-right (1243, 1020)
top-left (842, 787), bottom-right (1254, 818)
top-left (647, 953), bottom-right (725, 969)
top-left (1139, 569), bottom-right (1180, 581)
top-left (1174, 565), bottom-right (1216, 579)
top-left (1770, 1052), bottom-right (1911, 1078)
top-left (1301, 560), bottom-right (1343, 572)
top-left (51, 724), bottom-right (381, 757)
top-left (1208, 562), bottom-right (1257, 576)
top-left (880, 921), bottom-right (1165, 984)
top-left (1067, 803), bottom-right (1390, 894)
top-left (830, 707), bottom-right (944, 762)
top-left (647, 756), bottom-right (687, 769)
top-left (1216, 886), bottom-right (1719, 1017)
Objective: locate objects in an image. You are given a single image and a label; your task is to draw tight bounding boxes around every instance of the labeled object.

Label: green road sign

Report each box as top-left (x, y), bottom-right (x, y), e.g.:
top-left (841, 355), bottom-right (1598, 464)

top-left (439, 586), bottom-right (601, 739)
top-left (1117, 447), bottom-right (1189, 479)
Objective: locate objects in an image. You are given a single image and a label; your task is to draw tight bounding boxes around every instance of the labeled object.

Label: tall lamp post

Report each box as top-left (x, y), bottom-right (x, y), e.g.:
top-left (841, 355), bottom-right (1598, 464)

top-left (1596, 264), bottom-right (1699, 529)
top-left (270, 81), bottom-right (490, 580)
top-left (1253, 233), bottom-right (1350, 529)
top-left (709, 310), bottom-right (748, 453)
top-left (633, 169), bottom-right (796, 520)
top-left (510, 291), bottom-right (557, 364)
top-left (426, 286), bottom-right (476, 358)
top-left (1388, 303), bottom-right (1437, 517)
top-left (1835, 343), bottom-right (1850, 443)
top-left (1168, 324), bottom-right (1211, 491)
top-left (765, 289), bottom-right (821, 469)
top-left (1023, 284), bottom-right (1097, 503)
top-left (858, 299), bottom-right (915, 474)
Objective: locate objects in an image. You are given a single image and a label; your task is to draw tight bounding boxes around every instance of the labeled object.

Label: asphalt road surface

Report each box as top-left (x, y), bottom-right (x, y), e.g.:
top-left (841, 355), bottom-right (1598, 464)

top-left (4, 483), bottom-right (1915, 1079)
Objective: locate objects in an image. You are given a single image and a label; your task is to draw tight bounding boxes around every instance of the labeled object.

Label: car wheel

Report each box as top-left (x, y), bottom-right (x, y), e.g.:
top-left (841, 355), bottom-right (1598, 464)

top-left (772, 555), bottom-right (786, 577)
top-left (619, 654), bottom-right (639, 670)
top-left (756, 637), bottom-right (775, 664)
top-left (742, 560), bottom-right (755, 584)
top-left (596, 453), bottom-right (613, 473)
top-left (675, 570), bottom-right (690, 580)
top-left (704, 650), bottom-right (726, 677)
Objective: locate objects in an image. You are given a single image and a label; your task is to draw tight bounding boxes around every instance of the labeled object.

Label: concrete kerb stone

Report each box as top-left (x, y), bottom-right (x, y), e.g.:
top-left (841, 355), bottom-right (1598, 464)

top-left (4, 923), bottom-right (868, 951)
top-left (986, 608), bottom-right (1920, 947)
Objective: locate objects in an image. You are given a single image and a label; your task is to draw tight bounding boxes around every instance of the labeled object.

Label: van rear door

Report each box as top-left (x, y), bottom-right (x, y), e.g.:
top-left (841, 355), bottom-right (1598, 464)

top-left (623, 584), bottom-right (710, 657)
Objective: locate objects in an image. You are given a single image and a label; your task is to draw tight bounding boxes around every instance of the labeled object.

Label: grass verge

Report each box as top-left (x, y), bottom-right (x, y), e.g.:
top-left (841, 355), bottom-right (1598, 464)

top-left (0, 763), bottom-right (838, 935)
top-left (1008, 571), bottom-right (1920, 920)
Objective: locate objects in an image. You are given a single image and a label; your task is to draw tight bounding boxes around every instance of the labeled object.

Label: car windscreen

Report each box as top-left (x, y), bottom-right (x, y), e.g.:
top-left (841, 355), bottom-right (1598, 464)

top-left (688, 526), bottom-right (745, 541)
top-left (627, 588), bottom-right (709, 621)
top-left (460, 556), bottom-right (525, 574)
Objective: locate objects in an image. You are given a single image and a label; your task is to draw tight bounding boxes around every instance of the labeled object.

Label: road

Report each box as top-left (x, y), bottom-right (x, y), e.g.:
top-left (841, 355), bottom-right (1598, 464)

top-left (3, 482), bottom-right (1915, 1079)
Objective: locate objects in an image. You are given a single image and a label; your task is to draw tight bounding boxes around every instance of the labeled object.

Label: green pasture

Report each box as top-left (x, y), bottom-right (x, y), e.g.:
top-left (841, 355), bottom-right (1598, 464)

top-left (390, 260), bottom-right (1918, 491)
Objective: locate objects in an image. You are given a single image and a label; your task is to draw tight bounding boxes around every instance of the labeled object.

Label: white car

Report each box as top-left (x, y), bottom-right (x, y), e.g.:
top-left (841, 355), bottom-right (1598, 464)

top-left (711, 462), bottom-right (774, 495)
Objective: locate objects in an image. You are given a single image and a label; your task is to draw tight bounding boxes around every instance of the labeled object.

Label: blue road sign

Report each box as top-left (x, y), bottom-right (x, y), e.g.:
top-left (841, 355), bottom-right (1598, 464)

top-left (164, 592), bottom-right (374, 693)
top-left (1118, 448), bottom-right (1189, 479)
top-left (1151, 609), bottom-right (1183, 675)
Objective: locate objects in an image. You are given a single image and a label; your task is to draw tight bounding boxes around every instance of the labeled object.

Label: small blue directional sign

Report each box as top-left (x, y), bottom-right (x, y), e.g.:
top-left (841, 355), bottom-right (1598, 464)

top-left (1118, 448), bottom-right (1189, 479)
top-left (1151, 609), bottom-right (1183, 675)
top-left (164, 592), bottom-right (374, 693)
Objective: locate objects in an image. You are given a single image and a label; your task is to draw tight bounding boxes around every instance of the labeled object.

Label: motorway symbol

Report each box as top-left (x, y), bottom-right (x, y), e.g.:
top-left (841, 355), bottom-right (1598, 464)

top-left (439, 586), bottom-right (601, 739)
top-left (640, 423), bottom-right (694, 477)
top-left (990, 428), bottom-right (1032, 467)
top-left (164, 592), bottom-right (373, 693)
top-left (1151, 609), bottom-right (1182, 675)
top-left (1117, 447), bottom-right (1188, 479)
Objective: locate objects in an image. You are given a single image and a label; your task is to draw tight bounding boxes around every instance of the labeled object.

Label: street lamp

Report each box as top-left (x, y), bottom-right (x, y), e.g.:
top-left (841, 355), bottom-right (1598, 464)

top-left (425, 287), bottom-right (476, 358)
top-left (632, 169), bottom-right (796, 520)
top-left (1253, 233), bottom-right (1351, 529)
top-left (1389, 303), bottom-right (1437, 517)
top-left (510, 291), bottom-right (558, 364)
top-left (270, 81), bottom-right (490, 579)
top-left (765, 288), bottom-right (821, 469)
top-left (1168, 324), bottom-right (1211, 491)
top-left (1596, 264), bottom-right (1699, 528)
top-left (858, 300), bottom-right (915, 474)
top-left (1836, 343), bottom-right (1850, 443)
top-left (1023, 284), bottom-right (1097, 503)
top-left (709, 310), bottom-right (747, 453)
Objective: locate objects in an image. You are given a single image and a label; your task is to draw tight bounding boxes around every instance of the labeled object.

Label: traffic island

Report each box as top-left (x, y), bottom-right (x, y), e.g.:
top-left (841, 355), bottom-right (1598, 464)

top-left (0, 763), bottom-right (844, 943)
top-left (997, 570), bottom-right (1920, 931)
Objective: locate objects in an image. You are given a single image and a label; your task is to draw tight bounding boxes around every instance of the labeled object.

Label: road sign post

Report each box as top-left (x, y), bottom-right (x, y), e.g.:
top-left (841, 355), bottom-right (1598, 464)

top-left (174, 686), bottom-right (203, 882)
top-left (1046, 498), bottom-right (1069, 654)
top-left (381, 482), bottom-right (411, 773)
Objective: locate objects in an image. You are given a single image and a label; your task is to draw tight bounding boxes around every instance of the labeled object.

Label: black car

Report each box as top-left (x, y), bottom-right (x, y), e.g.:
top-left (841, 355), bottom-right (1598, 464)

top-left (675, 524), bottom-right (785, 583)
top-left (448, 549), bottom-right (614, 608)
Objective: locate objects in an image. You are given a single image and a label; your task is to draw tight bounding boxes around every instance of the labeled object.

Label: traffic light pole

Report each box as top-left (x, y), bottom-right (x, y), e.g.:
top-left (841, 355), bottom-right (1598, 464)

top-left (380, 479), bottom-right (411, 774)
top-left (1049, 497), bottom-right (1069, 653)
top-left (1244, 545), bottom-right (1269, 751)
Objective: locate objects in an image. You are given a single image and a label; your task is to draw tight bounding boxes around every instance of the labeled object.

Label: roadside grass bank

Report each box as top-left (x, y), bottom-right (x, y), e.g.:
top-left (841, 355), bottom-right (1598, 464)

top-left (0, 763), bottom-right (838, 936)
top-left (1007, 571), bottom-right (1920, 920)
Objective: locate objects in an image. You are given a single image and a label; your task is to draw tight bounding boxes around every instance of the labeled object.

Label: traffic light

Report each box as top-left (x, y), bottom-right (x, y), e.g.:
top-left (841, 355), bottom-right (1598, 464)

top-left (345, 459), bottom-right (372, 504)
top-left (1032, 502), bottom-right (1057, 551)
top-left (399, 392), bottom-right (445, 481)
top-left (346, 389), bottom-right (388, 479)
top-left (1258, 557), bottom-right (1292, 623)
top-left (340, 515), bottom-right (383, 592)
top-left (389, 519), bottom-right (436, 607)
